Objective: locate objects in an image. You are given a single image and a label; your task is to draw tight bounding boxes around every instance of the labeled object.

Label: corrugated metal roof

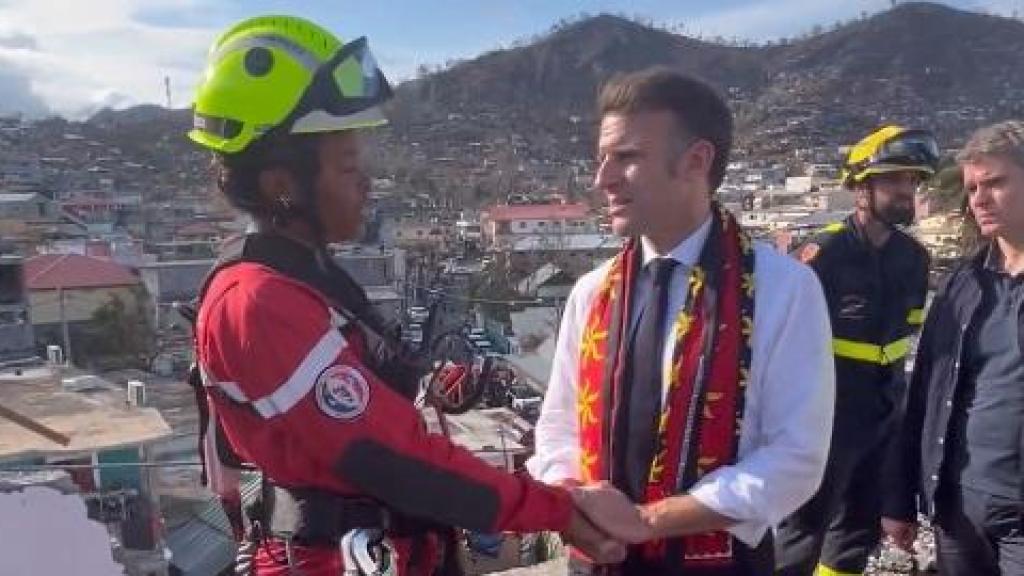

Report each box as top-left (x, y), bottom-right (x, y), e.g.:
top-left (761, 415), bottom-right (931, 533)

top-left (165, 475), bottom-right (261, 576)
top-left (506, 336), bottom-right (556, 393)
top-left (165, 517), bottom-right (235, 576)
top-left (0, 192), bottom-right (43, 202)
top-left (509, 233), bottom-right (623, 252)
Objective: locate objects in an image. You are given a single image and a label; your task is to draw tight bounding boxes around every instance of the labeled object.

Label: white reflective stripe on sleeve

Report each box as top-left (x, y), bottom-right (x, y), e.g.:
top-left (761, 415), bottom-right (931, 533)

top-left (250, 329), bottom-right (347, 419)
top-left (200, 364), bottom-right (250, 403)
top-left (218, 381), bottom-right (249, 403)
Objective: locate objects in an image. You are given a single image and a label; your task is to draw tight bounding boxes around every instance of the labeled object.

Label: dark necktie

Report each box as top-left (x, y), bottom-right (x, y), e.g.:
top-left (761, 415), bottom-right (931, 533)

top-left (620, 257), bottom-right (677, 500)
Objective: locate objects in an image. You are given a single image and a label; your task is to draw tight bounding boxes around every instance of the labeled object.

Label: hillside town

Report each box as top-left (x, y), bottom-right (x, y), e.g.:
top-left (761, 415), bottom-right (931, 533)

top-left (0, 113), bottom-right (966, 576)
top-left (0, 3), bottom-right (1020, 576)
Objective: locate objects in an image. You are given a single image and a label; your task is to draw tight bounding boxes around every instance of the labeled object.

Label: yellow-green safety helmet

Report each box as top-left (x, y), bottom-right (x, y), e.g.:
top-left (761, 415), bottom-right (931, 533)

top-left (840, 125), bottom-right (940, 186)
top-left (189, 15), bottom-right (393, 154)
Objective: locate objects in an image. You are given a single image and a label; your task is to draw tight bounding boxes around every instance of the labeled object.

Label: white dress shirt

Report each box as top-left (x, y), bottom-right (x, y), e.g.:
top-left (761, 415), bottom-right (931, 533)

top-left (527, 219), bottom-right (835, 546)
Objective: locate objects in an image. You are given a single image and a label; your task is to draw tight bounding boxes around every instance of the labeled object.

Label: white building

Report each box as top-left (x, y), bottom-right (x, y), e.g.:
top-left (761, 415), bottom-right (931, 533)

top-left (481, 202), bottom-right (595, 248)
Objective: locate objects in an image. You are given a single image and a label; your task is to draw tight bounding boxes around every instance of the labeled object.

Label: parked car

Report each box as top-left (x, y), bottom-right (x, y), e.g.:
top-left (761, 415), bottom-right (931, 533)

top-left (403, 322), bottom-right (423, 344)
top-left (408, 306), bottom-right (429, 323)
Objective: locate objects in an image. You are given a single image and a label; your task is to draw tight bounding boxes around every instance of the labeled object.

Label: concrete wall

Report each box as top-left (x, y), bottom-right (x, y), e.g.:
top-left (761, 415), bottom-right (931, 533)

top-left (138, 261), bottom-right (211, 305)
top-left (0, 195), bottom-right (59, 220)
top-left (29, 286), bottom-right (142, 325)
top-left (0, 304), bottom-right (33, 361)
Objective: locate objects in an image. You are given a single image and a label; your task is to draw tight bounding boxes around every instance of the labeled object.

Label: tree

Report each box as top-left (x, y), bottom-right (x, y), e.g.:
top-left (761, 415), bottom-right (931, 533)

top-left (76, 290), bottom-right (155, 369)
top-left (927, 159), bottom-right (965, 213)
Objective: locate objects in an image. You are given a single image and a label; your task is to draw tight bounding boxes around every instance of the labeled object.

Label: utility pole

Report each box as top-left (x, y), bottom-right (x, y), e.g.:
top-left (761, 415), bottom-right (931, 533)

top-left (58, 286), bottom-right (71, 365)
top-left (497, 424), bottom-right (510, 472)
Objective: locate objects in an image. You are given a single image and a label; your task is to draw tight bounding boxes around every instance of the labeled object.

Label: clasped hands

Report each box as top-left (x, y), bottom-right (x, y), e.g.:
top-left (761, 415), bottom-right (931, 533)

top-left (559, 480), bottom-right (657, 564)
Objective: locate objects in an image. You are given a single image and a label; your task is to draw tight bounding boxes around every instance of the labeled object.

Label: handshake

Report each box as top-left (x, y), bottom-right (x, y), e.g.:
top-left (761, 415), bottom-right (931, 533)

top-left (559, 481), bottom-right (659, 565)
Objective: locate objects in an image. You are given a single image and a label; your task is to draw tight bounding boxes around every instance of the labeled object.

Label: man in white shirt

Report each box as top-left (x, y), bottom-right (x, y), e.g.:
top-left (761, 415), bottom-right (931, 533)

top-left (527, 68), bottom-right (836, 575)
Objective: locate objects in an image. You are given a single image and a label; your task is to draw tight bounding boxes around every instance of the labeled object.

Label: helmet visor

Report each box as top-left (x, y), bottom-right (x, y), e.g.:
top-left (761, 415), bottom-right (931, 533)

top-left (286, 36), bottom-right (393, 133)
top-left (863, 129), bottom-right (940, 172)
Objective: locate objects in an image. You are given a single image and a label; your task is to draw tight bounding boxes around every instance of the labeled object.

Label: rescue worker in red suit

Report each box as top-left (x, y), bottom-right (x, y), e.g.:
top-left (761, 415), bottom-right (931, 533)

top-left (187, 15), bottom-right (625, 575)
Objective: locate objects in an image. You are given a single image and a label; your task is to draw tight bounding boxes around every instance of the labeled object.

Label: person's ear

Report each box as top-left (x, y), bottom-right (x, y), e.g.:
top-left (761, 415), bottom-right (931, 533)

top-left (682, 139), bottom-right (715, 182)
top-left (257, 167), bottom-right (300, 208)
top-left (853, 182), bottom-right (873, 209)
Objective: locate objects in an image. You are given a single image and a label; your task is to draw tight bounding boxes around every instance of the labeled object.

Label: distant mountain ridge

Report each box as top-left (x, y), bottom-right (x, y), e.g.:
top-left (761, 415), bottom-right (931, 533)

top-left (7, 2), bottom-right (1021, 201)
top-left (390, 2), bottom-right (1024, 153)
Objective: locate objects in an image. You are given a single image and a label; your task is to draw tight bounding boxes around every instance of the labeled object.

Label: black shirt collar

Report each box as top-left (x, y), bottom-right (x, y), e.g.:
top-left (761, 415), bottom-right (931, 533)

top-left (982, 243), bottom-right (1002, 273)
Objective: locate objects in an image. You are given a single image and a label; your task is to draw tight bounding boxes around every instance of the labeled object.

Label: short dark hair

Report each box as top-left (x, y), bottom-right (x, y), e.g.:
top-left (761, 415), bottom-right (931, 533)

top-left (598, 67), bottom-right (733, 191)
top-left (212, 132), bottom-right (322, 218)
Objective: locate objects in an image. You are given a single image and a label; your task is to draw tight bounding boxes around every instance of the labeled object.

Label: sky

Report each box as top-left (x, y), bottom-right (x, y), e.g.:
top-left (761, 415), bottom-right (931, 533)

top-left (0, 0), bottom-right (1020, 119)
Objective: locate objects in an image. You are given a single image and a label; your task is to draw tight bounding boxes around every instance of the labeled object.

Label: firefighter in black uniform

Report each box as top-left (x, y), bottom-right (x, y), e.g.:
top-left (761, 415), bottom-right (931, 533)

top-left (775, 125), bottom-right (939, 576)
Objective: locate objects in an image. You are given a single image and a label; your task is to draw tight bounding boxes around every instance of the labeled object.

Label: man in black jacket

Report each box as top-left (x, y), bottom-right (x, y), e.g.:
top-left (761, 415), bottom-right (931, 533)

top-left (884, 120), bottom-right (1024, 576)
top-left (775, 126), bottom-right (937, 576)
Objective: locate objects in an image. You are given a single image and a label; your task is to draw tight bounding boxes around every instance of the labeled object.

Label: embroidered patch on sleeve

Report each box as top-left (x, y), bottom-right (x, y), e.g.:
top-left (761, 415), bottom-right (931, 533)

top-left (315, 365), bottom-right (371, 421)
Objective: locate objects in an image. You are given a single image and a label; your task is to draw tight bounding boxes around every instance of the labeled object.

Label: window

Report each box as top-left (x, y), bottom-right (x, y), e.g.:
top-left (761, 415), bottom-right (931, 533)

top-left (0, 265), bottom-right (23, 305)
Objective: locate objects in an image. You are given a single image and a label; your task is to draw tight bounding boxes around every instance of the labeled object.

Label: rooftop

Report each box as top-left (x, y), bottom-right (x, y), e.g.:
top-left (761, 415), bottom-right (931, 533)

top-left (24, 253), bottom-right (139, 290)
top-left (0, 366), bottom-right (172, 460)
top-left (786, 210), bottom-right (850, 230)
top-left (174, 221), bottom-right (224, 238)
top-left (431, 408), bottom-right (532, 469)
top-left (484, 203), bottom-right (589, 222)
top-left (508, 233), bottom-right (623, 252)
top-left (0, 192), bottom-right (43, 203)
top-left (365, 286), bottom-right (401, 302)
top-left (138, 259), bottom-right (214, 269)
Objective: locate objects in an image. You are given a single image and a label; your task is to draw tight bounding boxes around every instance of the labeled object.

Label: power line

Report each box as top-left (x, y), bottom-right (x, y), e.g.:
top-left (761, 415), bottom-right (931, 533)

top-left (0, 460), bottom-right (204, 471)
top-left (0, 440), bottom-right (522, 473)
top-left (408, 282), bottom-right (547, 307)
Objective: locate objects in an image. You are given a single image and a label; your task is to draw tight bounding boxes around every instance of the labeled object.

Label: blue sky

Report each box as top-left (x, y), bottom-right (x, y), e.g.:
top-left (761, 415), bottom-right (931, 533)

top-left (0, 0), bottom-right (1019, 117)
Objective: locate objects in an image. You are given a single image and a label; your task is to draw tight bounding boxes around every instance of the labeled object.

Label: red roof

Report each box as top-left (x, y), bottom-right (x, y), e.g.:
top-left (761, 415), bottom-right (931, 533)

top-left (484, 203), bottom-right (589, 222)
top-left (25, 254), bottom-right (139, 290)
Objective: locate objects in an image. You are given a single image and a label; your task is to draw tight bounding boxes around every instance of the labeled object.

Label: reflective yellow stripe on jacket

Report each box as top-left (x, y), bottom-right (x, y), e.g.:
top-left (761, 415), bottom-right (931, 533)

top-left (815, 563), bottom-right (861, 576)
top-left (832, 337), bottom-right (910, 365)
top-left (907, 307), bottom-right (925, 326)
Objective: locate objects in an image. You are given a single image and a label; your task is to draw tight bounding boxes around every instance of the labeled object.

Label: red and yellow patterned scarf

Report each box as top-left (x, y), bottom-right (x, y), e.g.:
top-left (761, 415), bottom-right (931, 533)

top-left (577, 205), bottom-right (755, 568)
